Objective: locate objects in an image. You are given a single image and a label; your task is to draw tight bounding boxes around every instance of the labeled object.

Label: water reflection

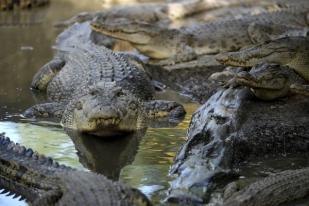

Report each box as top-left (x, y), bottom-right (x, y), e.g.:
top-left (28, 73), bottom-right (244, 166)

top-left (0, 121), bottom-right (82, 169)
top-left (67, 129), bottom-right (146, 180)
top-left (0, 8), bottom-right (48, 26)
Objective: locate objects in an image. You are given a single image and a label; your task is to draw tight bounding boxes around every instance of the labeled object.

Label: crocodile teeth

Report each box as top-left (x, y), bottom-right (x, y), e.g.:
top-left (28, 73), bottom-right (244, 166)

top-left (0, 189), bottom-right (9, 194)
top-left (12, 193), bottom-right (20, 199)
top-left (93, 118), bottom-right (120, 126)
top-left (6, 191), bottom-right (15, 196)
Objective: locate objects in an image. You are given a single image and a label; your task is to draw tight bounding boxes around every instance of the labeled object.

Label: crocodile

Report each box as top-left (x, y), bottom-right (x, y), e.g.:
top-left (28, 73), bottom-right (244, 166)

top-left (91, 3), bottom-right (309, 64)
top-left (0, 132), bottom-right (308, 206)
top-left (0, 0), bottom-right (49, 10)
top-left (23, 43), bottom-right (185, 137)
top-left (216, 36), bottom-right (309, 82)
top-left (210, 63), bottom-right (309, 100)
top-left (222, 167), bottom-right (309, 206)
top-left (55, 0), bottom-right (282, 28)
top-left (0, 133), bottom-right (151, 205)
top-left (54, 0), bottom-right (215, 28)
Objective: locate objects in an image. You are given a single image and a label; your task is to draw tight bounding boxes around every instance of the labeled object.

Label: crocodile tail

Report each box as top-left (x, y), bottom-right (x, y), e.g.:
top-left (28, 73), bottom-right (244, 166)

top-left (0, 132), bottom-right (71, 171)
top-left (0, 132), bottom-right (71, 201)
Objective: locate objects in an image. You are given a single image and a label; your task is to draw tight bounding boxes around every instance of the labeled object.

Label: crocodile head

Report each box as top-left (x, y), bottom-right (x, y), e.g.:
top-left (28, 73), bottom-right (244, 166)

top-left (61, 82), bottom-right (145, 137)
top-left (216, 37), bottom-right (301, 67)
top-left (91, 17), bottom-right (157, 44)
top-left (91, 17), bottom-right (179, 59)
top-left (235, 63), bottom-right (290, 100)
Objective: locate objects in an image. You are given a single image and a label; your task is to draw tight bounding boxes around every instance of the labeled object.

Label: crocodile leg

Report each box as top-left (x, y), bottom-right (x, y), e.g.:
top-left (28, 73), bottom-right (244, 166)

top-left (248, 23), bottom-right (309, 44)
top-left (290, 83), bottom-right (309, 96)
top-left (23, 102), bottom-right (66, 119)
top-left (31, 58), bottom-right (65, 91)
top-left (144, 100), bottom-right (186, 123)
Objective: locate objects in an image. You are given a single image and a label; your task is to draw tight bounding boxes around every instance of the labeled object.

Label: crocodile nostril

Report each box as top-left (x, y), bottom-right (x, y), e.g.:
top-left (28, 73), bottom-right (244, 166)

top-left (90, 90), bottom-right (97, 96)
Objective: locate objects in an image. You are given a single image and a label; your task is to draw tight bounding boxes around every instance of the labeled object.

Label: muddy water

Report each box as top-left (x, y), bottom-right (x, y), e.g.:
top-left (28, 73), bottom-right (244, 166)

top-left (0, 0), bottom-right (199, 205)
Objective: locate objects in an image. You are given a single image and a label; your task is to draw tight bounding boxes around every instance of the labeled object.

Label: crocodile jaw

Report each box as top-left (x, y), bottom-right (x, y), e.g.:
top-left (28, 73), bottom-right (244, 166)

top-left (76, 117), bottom-right (138, 137)
top-left (215, 37), bottom-right (304, 67)
top-left (91, 22), bottom-right (152, 45)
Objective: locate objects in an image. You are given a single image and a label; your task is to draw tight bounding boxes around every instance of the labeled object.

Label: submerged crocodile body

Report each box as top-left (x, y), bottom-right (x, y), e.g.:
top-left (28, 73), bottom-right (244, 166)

top-left (222, 167), bottom-right (309, 206)
top-left (216, 36), bottom-right (309, 82)
top-left (24, 43), bottom-right (185, 137)
top-left (0, 133), bottom-right (151, 205)
top-left (91, 3), bottom-right (309, 64)
top-left (0, 0), bottom-right (49, 10)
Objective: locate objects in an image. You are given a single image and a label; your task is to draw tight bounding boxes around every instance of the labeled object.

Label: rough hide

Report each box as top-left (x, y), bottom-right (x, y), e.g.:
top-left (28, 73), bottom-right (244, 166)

top-left (167, 88), bottom-right (309, 203)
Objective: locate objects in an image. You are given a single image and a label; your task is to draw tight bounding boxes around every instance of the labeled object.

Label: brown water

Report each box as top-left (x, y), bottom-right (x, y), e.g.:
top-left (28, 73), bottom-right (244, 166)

top-left (0, 0), bottom-right (199, 205)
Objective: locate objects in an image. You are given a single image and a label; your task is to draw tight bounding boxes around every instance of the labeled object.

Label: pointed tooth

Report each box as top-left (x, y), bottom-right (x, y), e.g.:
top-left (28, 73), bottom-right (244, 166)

top-left (7, 142), bottom-right (15, 150)
top-left (32, 152), bottom-right (39, 160)
top-left (45, 157), bottom-right (53, 166)
top-left (6, 191), bottom-right (15, 196)
top-left (19, 196), bottom-right (26, 201)
top-left (25, 148), bottom-right (33, 157)
top-left (53, 161), bottom-right (59, 167)
top-left (18, 146), bottom-right (26, 155)
top-left (2, 139), bottom-right (9, 145)
top-left (13, 193), bottom-right (20, 199)
top-left (0, 189), bottom-right (9, 194)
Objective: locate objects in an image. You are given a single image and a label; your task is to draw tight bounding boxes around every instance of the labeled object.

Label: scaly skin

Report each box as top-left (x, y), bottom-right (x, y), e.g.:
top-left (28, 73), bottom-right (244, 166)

top-left (211, 63), bottom-right (309, 100)
top-left (91, 6), bottom-right (309, 63)
top-left (24, 43), bottom-right (185, 137)
top-left (216, 36), bottom-right (309, 81)
top-left (55, 0), bottom-right (282, 28)
top-left (0, 0), bottom-right (49, 10)
top-left (0, 133), bottom-right (151, 206)
top-left (223, 167), bottom-right (309, 206)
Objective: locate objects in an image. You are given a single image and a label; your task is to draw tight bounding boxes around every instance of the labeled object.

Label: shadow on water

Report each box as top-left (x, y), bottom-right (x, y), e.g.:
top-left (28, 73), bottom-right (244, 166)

top-left (67, 129), bottom-right (146, 180)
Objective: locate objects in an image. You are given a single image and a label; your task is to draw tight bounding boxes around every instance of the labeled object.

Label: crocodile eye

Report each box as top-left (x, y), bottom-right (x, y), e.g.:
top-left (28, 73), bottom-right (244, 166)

top-left (76, 102), bottom-right (83, 110)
